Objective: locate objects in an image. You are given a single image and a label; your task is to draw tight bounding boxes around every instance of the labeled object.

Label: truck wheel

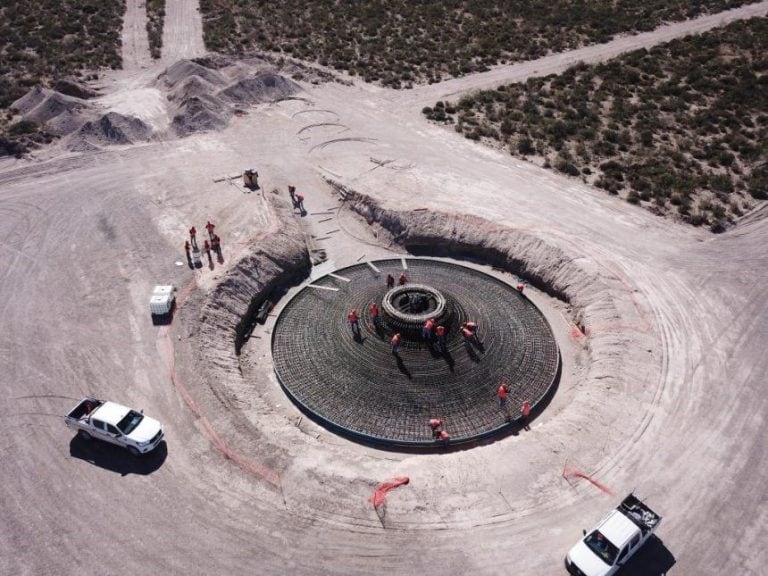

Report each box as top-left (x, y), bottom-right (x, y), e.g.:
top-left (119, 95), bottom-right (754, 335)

top-left (78, 430), bottom-right (92, 441)
top-left (127, 446), bottom-right (141, 457)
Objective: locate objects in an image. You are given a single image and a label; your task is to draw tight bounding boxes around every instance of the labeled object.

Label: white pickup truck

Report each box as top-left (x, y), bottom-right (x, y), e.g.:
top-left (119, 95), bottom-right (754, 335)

top-left (565, 494), bottom-right (662, 576)
top-left (65, 397), bottom-right (165, 456)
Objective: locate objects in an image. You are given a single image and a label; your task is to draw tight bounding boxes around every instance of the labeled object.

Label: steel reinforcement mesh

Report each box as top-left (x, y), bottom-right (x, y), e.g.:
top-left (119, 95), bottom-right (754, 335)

top-left (271, 259), bottom-right (560, 446)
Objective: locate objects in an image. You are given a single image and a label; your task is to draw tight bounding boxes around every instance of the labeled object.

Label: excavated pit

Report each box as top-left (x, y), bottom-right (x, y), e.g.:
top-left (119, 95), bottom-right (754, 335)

top-left (271, 258), bottom-right (560, 447)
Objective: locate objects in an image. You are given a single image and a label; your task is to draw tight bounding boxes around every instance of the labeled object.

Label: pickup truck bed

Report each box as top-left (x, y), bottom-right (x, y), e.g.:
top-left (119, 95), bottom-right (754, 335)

top-left (620, 494), bottom-right (661, 534)
top-left (66, 398), bottom-right (102, 421)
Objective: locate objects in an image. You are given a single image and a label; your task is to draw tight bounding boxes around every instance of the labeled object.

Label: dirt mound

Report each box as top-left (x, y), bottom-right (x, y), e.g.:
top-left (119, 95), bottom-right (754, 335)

top-left (217, 72), bottom-right (300, 105)
top-left (44, 110), bottom-right (89, 136)
top-left (11, 86), bottom-right (48, 114)
top-left (53, 78), bottom-right (97, 100)
top-left (68, 112), bottom-right (152, 149)
top-left (158, 59), bottom-right (227, 89)
top-left (168, 75), bottom-right (220, 104)
top-left (11, 87), bottom-right (89, 136)
top-left (171, 95), bottom-right (231, 136)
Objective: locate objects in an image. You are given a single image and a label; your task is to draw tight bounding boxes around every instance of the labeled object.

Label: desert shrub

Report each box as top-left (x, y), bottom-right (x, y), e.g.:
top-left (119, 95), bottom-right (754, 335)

top-left (146, 0), bottom-right (166, 59)
top-left (423, 16), bottom-right (768, 229)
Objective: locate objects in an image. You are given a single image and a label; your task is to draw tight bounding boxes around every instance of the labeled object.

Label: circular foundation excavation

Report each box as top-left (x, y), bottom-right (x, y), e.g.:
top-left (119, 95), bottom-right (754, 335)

top-left (271, 258), bottom-right (560, 447)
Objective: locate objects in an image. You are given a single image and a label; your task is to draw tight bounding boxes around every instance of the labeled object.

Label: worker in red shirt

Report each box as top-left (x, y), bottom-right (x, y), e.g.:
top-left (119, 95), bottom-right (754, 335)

top-left (348, 309), bottom-right (360, 337)
top-left (461, 321), bottom-right (478, 335)
top-left (435, 325), bottom-right (447, 351)
top-left (386, 273), bottom-right (395, 289)
top-left (390, 332), bottom-right (401, 355)
top-left (521, 401), bottom-right (532, 430)
top-left (517, 282), bottom-right (525, 293)
top-left (369, 302), bottom-right (381, 329)
top-left (498, 382), bottom-right (509, 409)
top-left (205, 220), bottom-right (215, 240)
top-left (422, 318), bottom-right (435, 340)
top-left (189, 226), bottom-right (198, 249)
top-left (211, 234), bottom-right (221, 257)
top-left (295, 194), bottom-right (305, 213)
top-left (184, 240), bottom-right (191, 257)
top-left (398, 272), bottom-right (407, 285)
top-left (428, 418), bottom-right (443, 438)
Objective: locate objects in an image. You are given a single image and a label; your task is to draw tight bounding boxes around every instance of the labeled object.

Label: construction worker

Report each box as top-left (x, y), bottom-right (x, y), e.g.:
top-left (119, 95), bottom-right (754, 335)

top-left (295, 194), bottom-right (305, 213)
top-left (521, 401), bottom-right (532, 430)
top-left (386, 273), bottom-right (395, 289)
top-left (203, 239), bottom-right (211, 260)
top-left (184, 240), bottom-right (191, 257)
top-left (288, 185), bottom-right (296, 203)
top-left (517, 283), bottom-right (525, 293)
top-left (438, 430), bottom-right (450, 443)
top-left (498, 382), bottom-right (509, 409)
top-left (390, 332), bottom-right (401, 355)
top-left (348, 309), bottom-right (360, 336)
top-left (461, 326), bottom-right (474, 346)
top-left (398, 272), bottom-right (407, 285)
top-left (189, 226), bottom-right (198, 249)
top-left (435, 325), bottom-right (446, 351)
top-left (461, 321), bottom-right (478, 335)
top-left (211, 234), bottom-right (221, 257)
top-left (205, 220), bottom-right (215, 240)
top-left (369, 302), bottom-right (381, 329)
top-left (428, 418), bottom-right (443, 438)
top-left (422, 318), bottom-right (435, 340)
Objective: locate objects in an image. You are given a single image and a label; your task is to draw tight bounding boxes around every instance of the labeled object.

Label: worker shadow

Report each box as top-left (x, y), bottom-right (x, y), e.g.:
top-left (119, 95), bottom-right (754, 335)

top-left (353, 331), bottom-right (366, 344)
top-left (465, 342), bottom-right (481, 362)
top-left (216, 251), bottom-right (224, 265)
top-left (68, 436), bottom-right (167, 476)
top-left (441, 349), bottom-right (455, 371)
top-left (394, 354), bottom-right (412, 379)
top-left (618, 535), bottom-right (675, 575)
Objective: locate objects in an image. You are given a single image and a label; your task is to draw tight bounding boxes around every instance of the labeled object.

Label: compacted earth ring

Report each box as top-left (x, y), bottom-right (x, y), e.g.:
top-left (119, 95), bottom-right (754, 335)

top-left (271, 258), bottom-right (560, 446)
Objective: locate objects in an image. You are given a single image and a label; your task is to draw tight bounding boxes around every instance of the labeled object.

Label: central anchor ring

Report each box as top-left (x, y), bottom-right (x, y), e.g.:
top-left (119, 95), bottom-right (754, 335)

top-left (381, 284), bottom-right (448, 339)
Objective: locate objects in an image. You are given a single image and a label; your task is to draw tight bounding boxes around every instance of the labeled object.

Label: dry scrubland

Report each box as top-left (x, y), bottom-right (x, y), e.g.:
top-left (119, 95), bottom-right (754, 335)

top-left (200, 0), bottom-right (752, 87)
top-left (425, 18), bottom-right (768, 231)
top-left (0, 0), bottom-right (124, 153)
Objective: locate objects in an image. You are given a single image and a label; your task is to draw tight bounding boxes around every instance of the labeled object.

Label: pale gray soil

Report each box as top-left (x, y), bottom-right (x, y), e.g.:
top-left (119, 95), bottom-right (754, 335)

top-left (1, 2), bottom-right (767, 575)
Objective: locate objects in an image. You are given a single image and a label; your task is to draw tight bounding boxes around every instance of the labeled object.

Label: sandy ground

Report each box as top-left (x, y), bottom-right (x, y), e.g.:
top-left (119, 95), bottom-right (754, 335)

top-left (1, 2), bottom-right (767, 575)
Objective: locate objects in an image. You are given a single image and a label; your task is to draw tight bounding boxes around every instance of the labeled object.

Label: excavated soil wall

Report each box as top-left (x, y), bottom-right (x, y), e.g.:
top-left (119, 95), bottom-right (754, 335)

top-left (196, 190), bottom-right (309, 382)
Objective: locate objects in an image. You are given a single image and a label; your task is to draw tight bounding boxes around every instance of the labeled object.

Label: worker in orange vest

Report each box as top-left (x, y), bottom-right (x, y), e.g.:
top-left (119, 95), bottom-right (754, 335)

top-left (422, 318), bottom-right (435, 340)
top-left (348, 309), bottom-right (360, 336)
top-left (390, 332), bottom-right (401, 354)
top-left (498, 383), bottom-right (509, 409)
top-left (438, 430), bottom-right (450, 443)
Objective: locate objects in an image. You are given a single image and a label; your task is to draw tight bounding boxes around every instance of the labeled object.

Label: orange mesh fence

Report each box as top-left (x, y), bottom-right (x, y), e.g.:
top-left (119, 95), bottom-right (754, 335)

top-left (370, 476), bottom-right (410, 508)
top-left (562, 460), bottom-right (613, 496)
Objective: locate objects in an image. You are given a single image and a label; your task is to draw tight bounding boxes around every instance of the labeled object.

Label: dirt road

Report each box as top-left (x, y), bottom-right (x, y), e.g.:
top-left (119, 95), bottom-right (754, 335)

top-left (0, 3), bottom-right (766, 575)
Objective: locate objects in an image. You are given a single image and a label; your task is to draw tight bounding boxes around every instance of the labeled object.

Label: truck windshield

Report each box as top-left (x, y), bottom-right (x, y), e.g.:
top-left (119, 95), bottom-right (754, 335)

top-left (117, 410), bottom-right (144, 435)
top-left (584, 530), bottom-right (619, 565)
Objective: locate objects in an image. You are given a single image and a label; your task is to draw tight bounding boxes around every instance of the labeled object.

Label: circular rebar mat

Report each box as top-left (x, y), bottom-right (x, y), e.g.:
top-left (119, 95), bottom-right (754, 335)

top-left (271, 259), bottom-right (560, 447)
